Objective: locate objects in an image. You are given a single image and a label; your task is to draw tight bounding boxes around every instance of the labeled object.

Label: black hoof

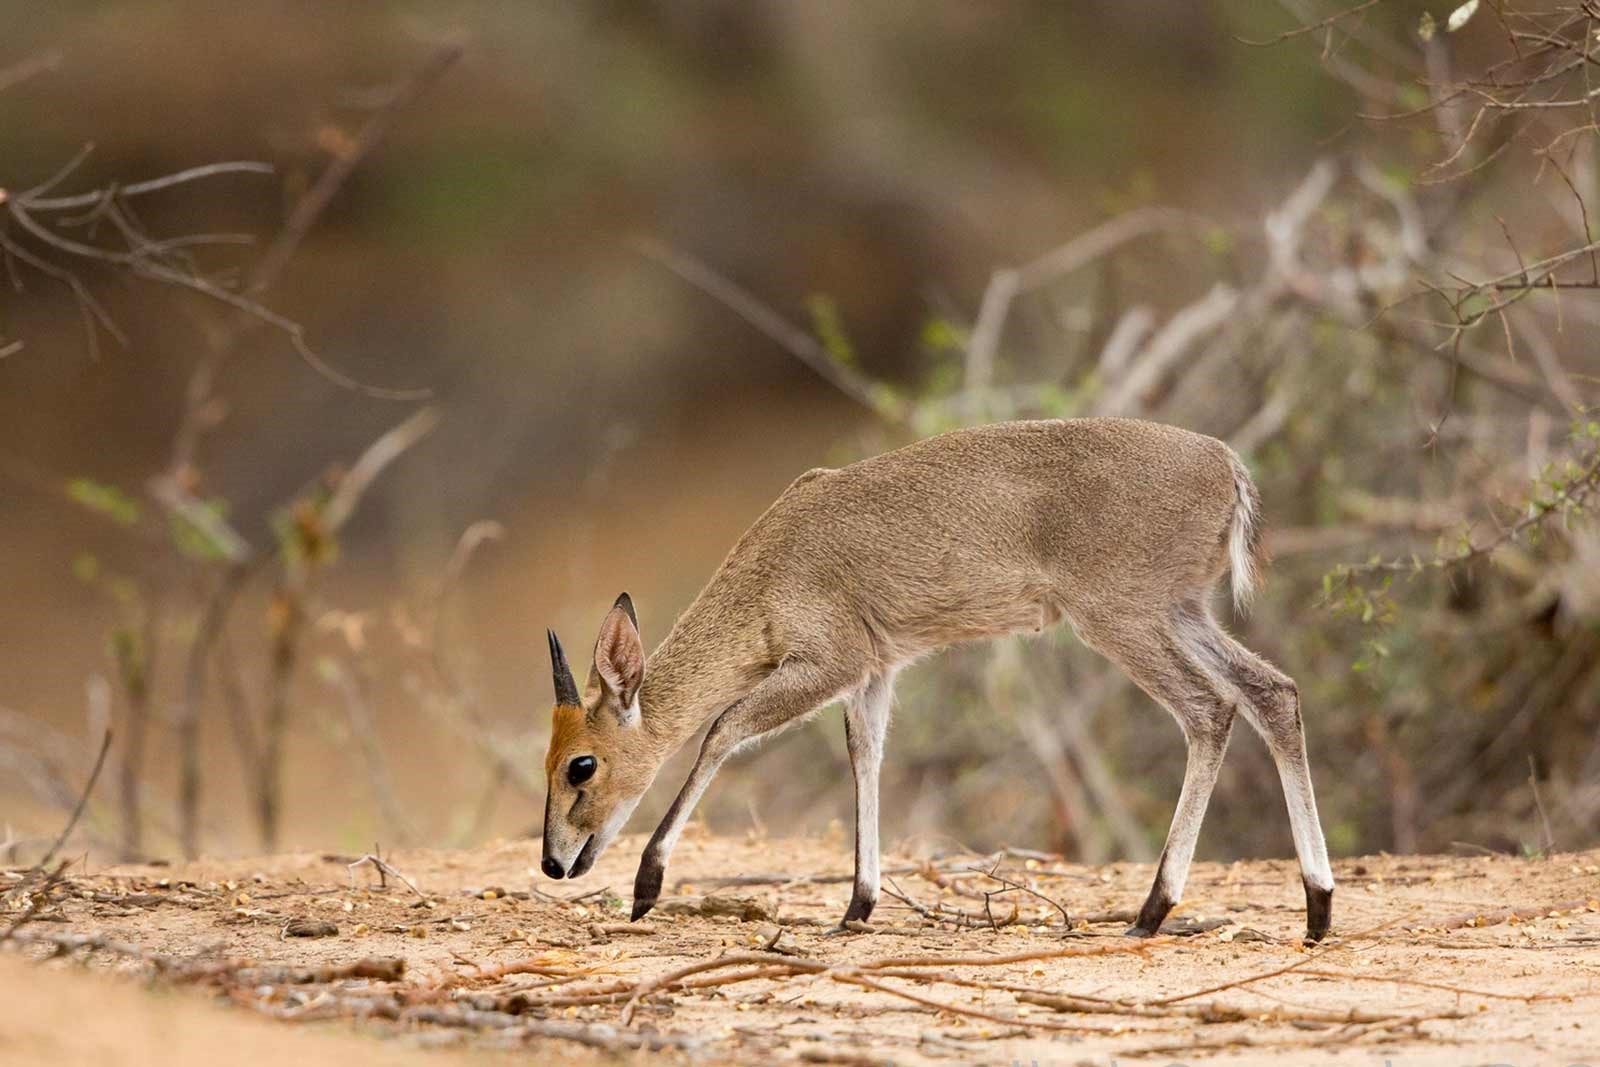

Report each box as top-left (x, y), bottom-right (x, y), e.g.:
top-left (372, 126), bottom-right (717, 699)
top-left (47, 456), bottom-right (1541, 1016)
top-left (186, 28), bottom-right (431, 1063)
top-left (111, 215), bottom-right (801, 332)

top-left (842, 893), bottom-right (877, 925)
top-left (631, 857), bottom-right (664, 922)
top-left (1128, 884), bottom-right (1174, 938)
top-left (1304, 878), bottom-right (1333, 943)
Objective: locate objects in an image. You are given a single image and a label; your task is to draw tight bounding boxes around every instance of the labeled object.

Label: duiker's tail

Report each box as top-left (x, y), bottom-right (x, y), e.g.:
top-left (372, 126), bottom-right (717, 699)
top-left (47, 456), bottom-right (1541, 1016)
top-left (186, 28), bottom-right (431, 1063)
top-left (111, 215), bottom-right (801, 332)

top-left (1225, 451), bottom-right (1268, 614)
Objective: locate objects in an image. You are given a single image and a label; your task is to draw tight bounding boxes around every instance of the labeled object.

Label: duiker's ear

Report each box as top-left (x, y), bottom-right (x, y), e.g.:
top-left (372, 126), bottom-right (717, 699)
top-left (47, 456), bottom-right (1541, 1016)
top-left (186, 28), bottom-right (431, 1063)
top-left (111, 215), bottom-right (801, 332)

top-left (592, 592), bottom-right (644, 721)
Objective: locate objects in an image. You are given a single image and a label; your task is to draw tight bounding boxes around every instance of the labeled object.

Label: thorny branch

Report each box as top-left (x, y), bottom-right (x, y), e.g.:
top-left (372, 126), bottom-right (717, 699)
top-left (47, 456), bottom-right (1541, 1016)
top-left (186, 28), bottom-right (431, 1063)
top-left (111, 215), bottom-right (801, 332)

top-left (16, 41), bottom-right (467, 859)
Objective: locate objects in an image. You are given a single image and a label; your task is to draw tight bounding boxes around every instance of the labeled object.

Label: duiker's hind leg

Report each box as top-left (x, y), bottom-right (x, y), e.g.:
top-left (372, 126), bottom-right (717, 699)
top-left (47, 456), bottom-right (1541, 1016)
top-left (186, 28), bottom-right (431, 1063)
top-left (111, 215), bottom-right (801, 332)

top-left (1194, 622), bottom-right (1335, 941)
top-left (842, 670), bottom-right (895, 924)
top-left (1075, 615), bottom-right (1237, 938)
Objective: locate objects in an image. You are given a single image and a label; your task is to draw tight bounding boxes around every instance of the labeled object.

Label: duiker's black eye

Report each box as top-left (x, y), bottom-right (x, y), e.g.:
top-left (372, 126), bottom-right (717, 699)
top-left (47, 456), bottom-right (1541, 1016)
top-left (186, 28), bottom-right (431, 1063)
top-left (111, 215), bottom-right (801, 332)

top-left (568, 755), bottom-right (598, 785)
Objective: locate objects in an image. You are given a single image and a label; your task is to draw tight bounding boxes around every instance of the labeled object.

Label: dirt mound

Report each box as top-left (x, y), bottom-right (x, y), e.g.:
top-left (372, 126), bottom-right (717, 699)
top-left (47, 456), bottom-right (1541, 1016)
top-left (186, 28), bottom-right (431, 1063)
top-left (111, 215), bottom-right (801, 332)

top-left (5, 833), bottom-right (1599, 1065)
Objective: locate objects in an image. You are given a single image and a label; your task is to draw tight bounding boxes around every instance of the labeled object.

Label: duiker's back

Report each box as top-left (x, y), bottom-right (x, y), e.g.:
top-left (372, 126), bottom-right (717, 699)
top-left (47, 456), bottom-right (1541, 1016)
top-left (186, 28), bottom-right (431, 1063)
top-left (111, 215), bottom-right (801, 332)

top-left (727, 418), bottom-right (1244, 648)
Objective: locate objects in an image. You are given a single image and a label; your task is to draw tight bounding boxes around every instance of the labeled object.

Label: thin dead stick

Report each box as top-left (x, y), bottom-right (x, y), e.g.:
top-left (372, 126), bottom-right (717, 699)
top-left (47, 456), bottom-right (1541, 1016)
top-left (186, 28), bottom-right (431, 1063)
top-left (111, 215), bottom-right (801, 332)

top-left (6, 927), bottom-right (160, 962)
top-left (1121, 1010), bottom-right (1457, 1058)
top-left (8, 926), bottom-right (404, 990)
top-left (1234, 0), bottom-right (1383, 47)
top-left (1529, 754), bottom-right (1556, 853)
top-left (498, 966), bottom-right (796, 1010)
top-left (327, 659), bottom-right (415, 844)
top-left (246, 39), bottom-right (463, 296)
top-left (619, 952), bottom-right (788, 1024)
top-left (176, 567), bottom-right (249, 859)
top-left (1142, 947), bottom-right (1325, 1007)
top-left (635, 238), bottom-right (901, 422)
top-left (429, 518), bottom-right (506, 693)
top-left (882, 876), bottom-right (991, 929)
top-left (1416, 896), bottom-right (1597, 932)
top-left (847, 937), bottom-right (1167, 971)
top-left (513, 1017), bottom-right (702, 1054)
top-left (614, 950), bottom-right (1130, 1035)
top-left (347, 851), bottom-right (426, 899)
top-left (33, 726), bottom-right (112, 873)
top-left (960, 207), bottom-right (1209, 391)
top-left (193, 957), bottom-right (407, 986)
top-left (613, 938), bottom-right (1169, 1023)
top-left (686, 861), bottom-right (959, 891)
top-left (1293, 967), bottom-right (1569, 1001)
top-left (443, 958), bottom-right (593, 982)
top-left (871, 966), bottom-right (1115, 1004)
top-left (24, 162), bottom-right (276, 212)
top-left (1142, 918), bottom-right (1411, 1010)
top-left (842, 918), bottom-right (956, 936)
top-left (967, 860), bottom-right (1073, 926)
top-left (1017, 988), bottom-right (1419, 1025)
top-left (0, 50), bottom-right (62, 94)
top-left (965, 207), bottom-right (1211, 390)
top-left (320, 407), bottom-right (441, 531)
top-left (0, 861), bottom-right (69, 942)
top-left (834, 970), bottom-right (1122, 1035)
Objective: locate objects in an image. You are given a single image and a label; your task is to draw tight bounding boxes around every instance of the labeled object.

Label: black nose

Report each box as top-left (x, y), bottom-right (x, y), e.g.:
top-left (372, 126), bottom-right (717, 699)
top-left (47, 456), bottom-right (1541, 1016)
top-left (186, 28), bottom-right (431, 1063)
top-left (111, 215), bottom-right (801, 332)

top-left (540, 856), bottom-right (566, 879)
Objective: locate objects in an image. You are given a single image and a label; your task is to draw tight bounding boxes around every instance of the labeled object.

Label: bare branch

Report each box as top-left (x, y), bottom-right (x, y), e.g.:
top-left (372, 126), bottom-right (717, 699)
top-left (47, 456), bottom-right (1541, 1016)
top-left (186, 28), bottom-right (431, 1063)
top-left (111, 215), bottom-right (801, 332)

top-left (636, 237), bottom-right (904, 421)
top-left (246, 40), bottom-right (463, 295)
top-left (321, 407), bottom-right (441, 533)
top-left (0, 50), bottom-right (62, 93)
top-left (966, 207), bottom-right (1212, 390)
top-left (1235, 0), bottom-right (1383, 48)
top-left (23, 162), bottom-right (275, 212)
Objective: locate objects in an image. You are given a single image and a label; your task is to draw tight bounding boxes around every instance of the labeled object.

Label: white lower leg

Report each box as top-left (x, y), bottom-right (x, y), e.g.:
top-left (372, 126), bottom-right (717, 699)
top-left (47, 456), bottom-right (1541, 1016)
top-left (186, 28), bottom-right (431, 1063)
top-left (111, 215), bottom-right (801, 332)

top-left (844, 673), bottom-right (892, 919)
top-left (1276, 754), bottom-right (1333, 890)
top-left (1157, 736), bottom-right (1228, 902)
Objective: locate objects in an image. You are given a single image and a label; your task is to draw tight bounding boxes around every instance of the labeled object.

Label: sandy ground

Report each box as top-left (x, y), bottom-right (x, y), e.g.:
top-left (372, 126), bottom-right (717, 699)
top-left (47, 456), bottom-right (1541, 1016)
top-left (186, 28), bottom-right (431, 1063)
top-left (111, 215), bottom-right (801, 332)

top-left (4, 832), bottom-right (1600, 1066)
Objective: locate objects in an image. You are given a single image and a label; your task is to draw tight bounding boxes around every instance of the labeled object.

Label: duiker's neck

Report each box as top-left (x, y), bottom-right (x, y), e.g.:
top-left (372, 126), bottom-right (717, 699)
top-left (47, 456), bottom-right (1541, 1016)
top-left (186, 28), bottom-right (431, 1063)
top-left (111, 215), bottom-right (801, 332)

top-left (637, 600), bottom-right (769, 754)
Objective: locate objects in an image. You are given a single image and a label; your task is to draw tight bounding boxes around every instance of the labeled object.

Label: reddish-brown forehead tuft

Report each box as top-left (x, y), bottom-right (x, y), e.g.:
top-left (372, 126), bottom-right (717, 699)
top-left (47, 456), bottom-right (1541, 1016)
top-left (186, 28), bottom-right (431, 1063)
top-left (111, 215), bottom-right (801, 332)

top-left (546, 704), bottom-right (585, 777)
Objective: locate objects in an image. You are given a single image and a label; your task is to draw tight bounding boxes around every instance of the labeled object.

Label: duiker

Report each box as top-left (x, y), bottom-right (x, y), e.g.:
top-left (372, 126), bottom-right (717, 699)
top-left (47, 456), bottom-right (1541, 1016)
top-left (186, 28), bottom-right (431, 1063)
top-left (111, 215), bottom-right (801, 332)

top-left (540, 418), bottom-right (1333, 941)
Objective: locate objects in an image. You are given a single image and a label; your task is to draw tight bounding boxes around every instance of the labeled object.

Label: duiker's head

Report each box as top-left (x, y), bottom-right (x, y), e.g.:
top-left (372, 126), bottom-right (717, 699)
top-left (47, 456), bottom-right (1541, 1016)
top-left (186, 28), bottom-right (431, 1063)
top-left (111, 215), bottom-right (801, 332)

top-left (540, 593), bottom-right (654, 879)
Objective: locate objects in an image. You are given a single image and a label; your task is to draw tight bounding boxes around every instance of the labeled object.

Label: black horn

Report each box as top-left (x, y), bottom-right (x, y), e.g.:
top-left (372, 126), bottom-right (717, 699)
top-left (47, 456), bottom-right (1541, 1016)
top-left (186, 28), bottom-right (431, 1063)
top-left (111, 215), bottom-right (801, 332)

top-left (548, 628), bottom-right (580, 706)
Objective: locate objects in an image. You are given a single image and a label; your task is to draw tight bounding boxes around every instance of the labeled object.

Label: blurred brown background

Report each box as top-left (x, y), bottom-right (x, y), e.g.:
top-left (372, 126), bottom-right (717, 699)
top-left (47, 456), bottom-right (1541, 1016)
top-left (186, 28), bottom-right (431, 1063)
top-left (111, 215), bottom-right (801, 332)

top-left (4, 2), bottom-right (1596, 866)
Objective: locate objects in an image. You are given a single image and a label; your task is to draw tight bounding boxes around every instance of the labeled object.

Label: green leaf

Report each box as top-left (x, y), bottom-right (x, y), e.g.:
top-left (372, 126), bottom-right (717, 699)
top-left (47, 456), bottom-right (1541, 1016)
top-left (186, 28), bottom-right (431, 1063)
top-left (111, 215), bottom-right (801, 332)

top-left (869, 382), bottom-right (906, 421)
top-left (168, 496), bottom-right (234, 561)
top-left (71, 554), bottom-right (100, 583)
top-left (919, 317), bottom-right (967, 354)
top-left (807, 294), bottom-right (857, 369)
top-left (66, 478), bottom-right (141, 526)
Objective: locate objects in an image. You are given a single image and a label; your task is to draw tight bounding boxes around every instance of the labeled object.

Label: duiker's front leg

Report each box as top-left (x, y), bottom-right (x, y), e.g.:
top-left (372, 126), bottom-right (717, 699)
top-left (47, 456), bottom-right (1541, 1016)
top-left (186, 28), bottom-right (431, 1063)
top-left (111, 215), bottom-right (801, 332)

top-left (842, 672), bottom-right (894, 924)
top-left (631, 659), bottom-right (851, 921)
